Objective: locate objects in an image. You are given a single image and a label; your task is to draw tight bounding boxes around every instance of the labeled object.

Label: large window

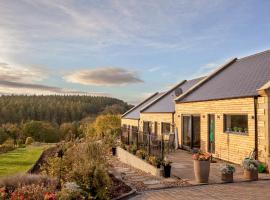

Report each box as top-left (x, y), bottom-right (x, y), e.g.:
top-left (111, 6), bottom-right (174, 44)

top-left (161, 122), bottom-right (171, 134)
top-left (224, 114), bottom-right (248, 134)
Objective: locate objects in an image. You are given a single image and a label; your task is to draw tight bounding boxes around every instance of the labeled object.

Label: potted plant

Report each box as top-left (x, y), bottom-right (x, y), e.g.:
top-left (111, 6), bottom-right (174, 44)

top-left (129, 144), bottom-right (137, 155)
top-left (242, 157), bottom-right (259, 181)
top-left (220, 164), bottom-right (235, 183)
top-left (192, 151), bottom-right (211, 183)
top-left (136, 149), bottom-right (147, 159)
top-left (111, 144), bottom-right (117, 156)
top-left (162, 159), bottom-right (172, 178)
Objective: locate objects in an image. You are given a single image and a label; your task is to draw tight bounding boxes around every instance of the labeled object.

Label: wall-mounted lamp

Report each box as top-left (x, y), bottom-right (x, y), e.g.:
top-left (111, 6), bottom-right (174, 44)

top-left (202, 115), bottom-right (205, 118)
top-left (217, 115), bottom-right (221, 119)
top-left (251, 116), bottom-right (255, 119)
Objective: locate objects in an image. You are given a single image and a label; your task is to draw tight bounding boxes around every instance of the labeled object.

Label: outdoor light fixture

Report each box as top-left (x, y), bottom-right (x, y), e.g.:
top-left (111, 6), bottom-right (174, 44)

top-left (251, 116), bottom-right (255, 119)
top-left (217, 115), bottom-right (221, 119)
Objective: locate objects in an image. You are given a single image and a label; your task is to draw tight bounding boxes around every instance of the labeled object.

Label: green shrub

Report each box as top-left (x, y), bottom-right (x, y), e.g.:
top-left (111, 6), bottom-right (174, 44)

top-left (25, 137), bottom-right (34, 145)
top-left (258, 163), bottom-right (266, 173)
top-left (42, 142), bottom-right (111, 199)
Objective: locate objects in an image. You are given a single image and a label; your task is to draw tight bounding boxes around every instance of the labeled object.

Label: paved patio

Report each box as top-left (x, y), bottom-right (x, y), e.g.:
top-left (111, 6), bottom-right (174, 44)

top-left (131, 180), bottom-right (270, 200)
top-left (167, 149), bottom-right (270, 184)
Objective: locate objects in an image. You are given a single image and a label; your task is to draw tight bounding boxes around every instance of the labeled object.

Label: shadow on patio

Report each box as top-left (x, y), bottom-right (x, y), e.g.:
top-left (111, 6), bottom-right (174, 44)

top-left (167, 149), bottom-right (270, 185)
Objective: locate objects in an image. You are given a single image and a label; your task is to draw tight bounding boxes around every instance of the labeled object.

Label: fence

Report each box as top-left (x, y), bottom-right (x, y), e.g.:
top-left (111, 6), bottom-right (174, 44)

top-left (120, 127), bottom-right (175, 159)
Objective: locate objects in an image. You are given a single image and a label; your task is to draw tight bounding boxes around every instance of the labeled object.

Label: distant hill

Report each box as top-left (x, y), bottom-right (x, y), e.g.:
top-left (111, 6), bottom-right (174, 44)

top-left (0, 95), bottom-right (132, 124)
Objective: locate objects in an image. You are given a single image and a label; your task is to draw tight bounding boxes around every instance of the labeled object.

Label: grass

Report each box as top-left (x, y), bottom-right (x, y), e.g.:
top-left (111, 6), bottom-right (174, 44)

top-left (0, 145), bottom-right (47, 177)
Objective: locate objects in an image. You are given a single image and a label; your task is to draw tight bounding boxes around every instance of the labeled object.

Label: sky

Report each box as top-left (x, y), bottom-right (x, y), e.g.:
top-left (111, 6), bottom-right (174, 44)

top-left (0, 0), bottom-right (270, 104)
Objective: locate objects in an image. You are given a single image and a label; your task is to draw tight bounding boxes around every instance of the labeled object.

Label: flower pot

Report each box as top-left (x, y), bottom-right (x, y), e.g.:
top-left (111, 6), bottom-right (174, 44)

top-left (221, 173), bottom-right (233, 183)
top-left (244, 169), bottom-right (258, 181)
top-left (194, 160), bottom-right (210, 183)
top-left (163, 165), bottom-right (171, 178)
top-left (112, 147), bottom-right (116, 156)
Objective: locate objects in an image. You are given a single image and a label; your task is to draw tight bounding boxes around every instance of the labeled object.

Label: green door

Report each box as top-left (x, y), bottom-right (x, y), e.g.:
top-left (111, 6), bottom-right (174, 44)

top-left (208, 114), bottom-right (215, 153)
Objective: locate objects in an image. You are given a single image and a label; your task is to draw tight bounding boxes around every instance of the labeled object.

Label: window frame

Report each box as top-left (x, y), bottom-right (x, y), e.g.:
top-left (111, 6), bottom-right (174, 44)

top-left (161, 122), bottom-right (171, 134)
top-left (223, 114), bottom-right (249, 135)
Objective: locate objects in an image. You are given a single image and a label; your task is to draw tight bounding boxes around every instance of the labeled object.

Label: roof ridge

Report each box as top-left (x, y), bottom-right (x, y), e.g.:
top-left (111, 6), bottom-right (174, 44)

top-left (140, 80), bottom-right (187, 112)
top-left (121, 92), bottom-right (159, 118)
top-left (175, 58), bottom-right (237, 102)
top-left (239, 49), bottom-right (270, 61)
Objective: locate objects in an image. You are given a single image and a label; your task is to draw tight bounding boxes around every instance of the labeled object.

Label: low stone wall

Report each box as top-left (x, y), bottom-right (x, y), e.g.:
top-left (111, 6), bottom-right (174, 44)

top-left (116, 147), bottom-right (162, 177)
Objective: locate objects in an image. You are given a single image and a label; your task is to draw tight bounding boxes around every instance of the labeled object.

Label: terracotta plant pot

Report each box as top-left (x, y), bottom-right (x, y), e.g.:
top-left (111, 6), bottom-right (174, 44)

top-left (244, 169), bottom-right (258, 181)
top-left (112, 147), bottom-right (117, 156)
top-left (163, 165), bottom-right (171, 178)
top-left (221, 173), bottom-right (233, 183)
top-left (194, 160), bottom-right (210, 183)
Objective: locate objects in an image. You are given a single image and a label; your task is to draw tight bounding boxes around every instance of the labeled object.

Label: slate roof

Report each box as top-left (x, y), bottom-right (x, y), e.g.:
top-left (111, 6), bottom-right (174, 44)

top-left (176, 50), bottom-right (270, 103)
top-left (141, 77), bottom-right (204, 113)
top-left (122, 92), bottom-right (164, 119)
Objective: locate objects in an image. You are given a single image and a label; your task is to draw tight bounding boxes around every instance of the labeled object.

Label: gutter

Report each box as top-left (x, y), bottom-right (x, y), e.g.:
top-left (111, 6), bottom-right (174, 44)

top-left (254, 96), bottom-right (258, 159)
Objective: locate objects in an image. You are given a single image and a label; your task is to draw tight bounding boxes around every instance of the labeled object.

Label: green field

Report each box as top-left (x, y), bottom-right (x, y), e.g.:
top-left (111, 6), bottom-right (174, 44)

top-left (0, 146), bottom-right (46, 177)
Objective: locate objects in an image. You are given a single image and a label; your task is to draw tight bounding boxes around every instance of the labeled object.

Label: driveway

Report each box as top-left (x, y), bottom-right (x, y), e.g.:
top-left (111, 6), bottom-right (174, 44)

top-left (131, 180), bottom-right (270, 200)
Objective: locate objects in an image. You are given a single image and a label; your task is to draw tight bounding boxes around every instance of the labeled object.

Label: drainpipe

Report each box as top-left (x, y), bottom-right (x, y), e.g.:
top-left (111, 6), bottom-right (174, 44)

top-left (254, 96), bottom-right (258, 160)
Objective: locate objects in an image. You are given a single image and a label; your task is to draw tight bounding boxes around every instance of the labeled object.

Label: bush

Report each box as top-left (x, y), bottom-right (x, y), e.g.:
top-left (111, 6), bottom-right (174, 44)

top-left (10, 184), bottom-right (56, 200)
top-left (42, 142), bottom-right (111, 199)
top-left (0, 173), bottom-right (56, 190)
top-left (0, 138), bottom-right (15, 154)
top-left (25, 137), bottom-right (34, 145)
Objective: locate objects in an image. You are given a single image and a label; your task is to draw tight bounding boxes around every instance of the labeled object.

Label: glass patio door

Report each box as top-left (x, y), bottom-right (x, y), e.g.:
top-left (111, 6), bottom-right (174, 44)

top-left (182, 116), bottom-right (191, 149)
top-left (182, 115), bottom-right (201, 150)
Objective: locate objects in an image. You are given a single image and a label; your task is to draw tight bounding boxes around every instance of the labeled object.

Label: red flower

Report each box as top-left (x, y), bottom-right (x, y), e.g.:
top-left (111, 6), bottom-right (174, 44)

top-left (44, 192), bottom-right (56, 200)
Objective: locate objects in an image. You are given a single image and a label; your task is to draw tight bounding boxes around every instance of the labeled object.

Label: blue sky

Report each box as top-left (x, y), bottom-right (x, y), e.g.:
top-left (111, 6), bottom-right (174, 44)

top-left (0, 0), bottom-right (270, 104)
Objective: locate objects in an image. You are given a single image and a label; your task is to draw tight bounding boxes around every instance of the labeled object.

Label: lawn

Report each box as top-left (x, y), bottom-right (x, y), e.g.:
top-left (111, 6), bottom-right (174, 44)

top-left (0, 145), bottom-right (47, 177)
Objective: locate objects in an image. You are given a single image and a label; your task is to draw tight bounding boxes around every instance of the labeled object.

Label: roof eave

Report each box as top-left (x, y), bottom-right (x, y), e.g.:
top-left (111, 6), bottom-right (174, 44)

top-left (121, 92), bottom-right (159, 118)
top-left (140, 80), bottom-right (187, 113)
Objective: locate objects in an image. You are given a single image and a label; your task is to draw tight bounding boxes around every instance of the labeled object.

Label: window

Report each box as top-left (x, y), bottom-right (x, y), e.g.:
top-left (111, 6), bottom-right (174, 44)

top-left (161, 122), bottom-right (171, 134)
top-left (224, 114), bottom-right (248, 134)
top-left (143, 121), bottom-right (151, 134)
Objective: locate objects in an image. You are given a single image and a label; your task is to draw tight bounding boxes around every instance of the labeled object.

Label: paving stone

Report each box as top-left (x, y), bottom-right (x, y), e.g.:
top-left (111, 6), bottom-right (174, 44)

top-left (131, 180), bottom-right (270, 200)
top-left (143, 179), bottom-right (161, 185)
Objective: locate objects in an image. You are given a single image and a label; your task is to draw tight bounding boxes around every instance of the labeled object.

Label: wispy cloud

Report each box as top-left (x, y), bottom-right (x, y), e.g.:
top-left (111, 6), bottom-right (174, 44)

top-left (0, 62), bottom-right (108, 96)
top-left (64, 67), bottom-right (144, 86)
top-left (148, 67), bottom-right (161, 72)
top-left (0, 0), bottom-right (233, 58)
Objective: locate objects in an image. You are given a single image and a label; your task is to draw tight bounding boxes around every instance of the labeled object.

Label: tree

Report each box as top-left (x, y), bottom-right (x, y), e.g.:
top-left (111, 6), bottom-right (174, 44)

top-left (2, 123), bottom-right (21, 145)
top-left (94, 115), bottom-right (121, 139)
top-left (22, 121), bottom-right (59, 143)
top-left (59, 122), bottom-right (80, 141)
top-left (0, 127), bottom-right (8, 144)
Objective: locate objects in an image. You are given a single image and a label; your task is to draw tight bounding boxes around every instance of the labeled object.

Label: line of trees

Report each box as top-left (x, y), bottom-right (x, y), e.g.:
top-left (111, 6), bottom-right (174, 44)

top-left (0, 95), bottom-right (132, 124)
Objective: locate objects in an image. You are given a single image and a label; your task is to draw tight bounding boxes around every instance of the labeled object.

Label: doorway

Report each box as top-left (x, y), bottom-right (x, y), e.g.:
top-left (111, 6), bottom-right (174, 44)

top-left (182, 115), bottom-right (201, 150)
top-left (208, 114), bottom-right (215, 153)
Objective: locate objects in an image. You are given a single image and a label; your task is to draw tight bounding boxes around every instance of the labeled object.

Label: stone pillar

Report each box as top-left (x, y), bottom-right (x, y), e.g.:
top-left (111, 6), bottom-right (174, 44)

top-left (257, 82), bottom-right (270, 163)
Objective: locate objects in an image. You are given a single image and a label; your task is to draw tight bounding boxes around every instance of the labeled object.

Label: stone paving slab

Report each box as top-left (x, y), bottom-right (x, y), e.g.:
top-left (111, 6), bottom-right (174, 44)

top-left (131, 180), bottom-right (270, 200)
top-left (108, 155), bottom-right (189, 192)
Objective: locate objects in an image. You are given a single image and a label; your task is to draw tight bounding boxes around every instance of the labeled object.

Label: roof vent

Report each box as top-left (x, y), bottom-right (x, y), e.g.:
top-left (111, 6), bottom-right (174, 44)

top-left (174, 87), bottom-right (183, 97)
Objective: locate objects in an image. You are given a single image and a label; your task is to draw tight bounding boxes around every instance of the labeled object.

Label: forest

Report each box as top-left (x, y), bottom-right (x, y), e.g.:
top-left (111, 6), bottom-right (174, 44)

top-left (0, 95), bottom-right (131, 124)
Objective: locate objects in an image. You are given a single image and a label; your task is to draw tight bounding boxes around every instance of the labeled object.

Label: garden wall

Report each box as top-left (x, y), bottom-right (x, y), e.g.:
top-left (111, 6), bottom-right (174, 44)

top-left (116, 147), bottom-right (162, 177)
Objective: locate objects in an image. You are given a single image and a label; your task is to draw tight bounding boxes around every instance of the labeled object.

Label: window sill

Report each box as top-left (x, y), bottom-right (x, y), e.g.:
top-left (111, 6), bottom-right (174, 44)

top-left (224, 131), bottom-right (248, 136)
